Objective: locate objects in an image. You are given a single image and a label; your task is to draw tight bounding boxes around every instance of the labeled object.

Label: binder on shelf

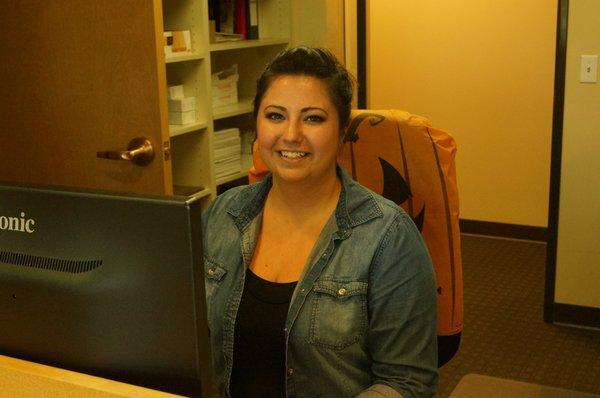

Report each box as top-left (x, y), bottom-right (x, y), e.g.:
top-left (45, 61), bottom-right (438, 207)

top-left (218, 0), bottom-right (235, 34)
top-left (234, 0), bottom-right (248, 38)
top-left (248, 0), bottom-right (258, 39)
top-left (208, 0), bottom-right (220, 32)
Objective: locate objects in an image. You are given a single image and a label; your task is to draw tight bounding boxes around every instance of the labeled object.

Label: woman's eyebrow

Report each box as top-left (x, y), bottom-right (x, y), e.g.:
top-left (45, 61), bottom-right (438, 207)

top-left (264, 105), bottom-right (286, 112)
top-left (263, 105), bottom-right (328, 115)
top-left (301, 107), bottom-right (328, 114)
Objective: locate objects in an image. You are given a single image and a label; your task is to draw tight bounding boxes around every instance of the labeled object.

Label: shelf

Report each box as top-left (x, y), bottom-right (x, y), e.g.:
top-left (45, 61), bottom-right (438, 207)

top-left (216, 154), bottom-right (254, 185)
top-left (210, 38), bottom-right (289, 52)
top-left (169, 121), bottom-right (208, 137)
top-left (165, 51), bottom-right (206, 63)
top-left (173, 185), bottom-right (212, 199)
top-left (160, 0), bottom-right (300, 200)
top-left (213, 98), bottom-right (253, 120)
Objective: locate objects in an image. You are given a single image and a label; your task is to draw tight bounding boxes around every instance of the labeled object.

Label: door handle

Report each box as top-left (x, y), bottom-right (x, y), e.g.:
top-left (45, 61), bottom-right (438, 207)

top-left (97, 137), bottom-right (155, 166)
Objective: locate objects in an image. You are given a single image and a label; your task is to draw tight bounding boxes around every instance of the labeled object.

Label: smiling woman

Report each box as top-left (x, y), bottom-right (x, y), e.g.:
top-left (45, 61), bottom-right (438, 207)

top-left (201, 47), bottom-right (439, 397)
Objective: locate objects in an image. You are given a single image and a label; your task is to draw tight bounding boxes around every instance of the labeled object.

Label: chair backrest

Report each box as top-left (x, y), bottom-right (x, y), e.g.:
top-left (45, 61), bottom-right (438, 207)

top-left (249, 109), bottom-right (463, 337)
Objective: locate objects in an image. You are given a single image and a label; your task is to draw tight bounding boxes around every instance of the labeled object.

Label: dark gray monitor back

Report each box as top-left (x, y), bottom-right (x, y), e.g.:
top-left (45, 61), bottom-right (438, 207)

top-left (0, 182), bottom-right (213, 397)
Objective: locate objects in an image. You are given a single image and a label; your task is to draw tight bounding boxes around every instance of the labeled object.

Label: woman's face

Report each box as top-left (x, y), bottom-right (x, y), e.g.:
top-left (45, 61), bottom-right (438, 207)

top-left (256, 75), bottom-right (341, 186)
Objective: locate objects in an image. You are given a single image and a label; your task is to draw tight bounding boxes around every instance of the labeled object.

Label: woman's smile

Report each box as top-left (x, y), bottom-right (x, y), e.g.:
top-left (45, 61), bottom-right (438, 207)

top-left (279, 150), bottom-right (308, 159)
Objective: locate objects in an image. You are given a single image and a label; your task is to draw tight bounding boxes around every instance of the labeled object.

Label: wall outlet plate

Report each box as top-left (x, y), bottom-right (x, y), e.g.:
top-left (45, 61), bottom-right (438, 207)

top-left (580, 55), bottom-right (598, 83)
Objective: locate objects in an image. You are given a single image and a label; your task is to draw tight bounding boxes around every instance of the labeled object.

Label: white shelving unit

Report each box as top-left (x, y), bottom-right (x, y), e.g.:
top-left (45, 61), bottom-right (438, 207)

top-left (169, 121), bottom-right (209, 138)
top-left (165, 52), bottom-right (207, 63)
top-left (213, 98), bottom-right (254, 120)
top-left (159, 0), bottom-right (295, 202)
top-left (210, 37), bottom-right (289, 52)
top-left (215, 154), bottom-right (254, 186)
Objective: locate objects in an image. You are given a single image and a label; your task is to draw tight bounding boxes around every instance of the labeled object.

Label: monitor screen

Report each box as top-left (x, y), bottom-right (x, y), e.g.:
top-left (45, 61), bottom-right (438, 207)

top-left (0, 182), bottom-right (214, 397)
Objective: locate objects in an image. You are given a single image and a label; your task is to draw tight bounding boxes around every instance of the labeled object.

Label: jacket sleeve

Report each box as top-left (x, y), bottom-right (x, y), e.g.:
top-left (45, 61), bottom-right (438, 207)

top-left (359, 211), bottom-right (439, 398)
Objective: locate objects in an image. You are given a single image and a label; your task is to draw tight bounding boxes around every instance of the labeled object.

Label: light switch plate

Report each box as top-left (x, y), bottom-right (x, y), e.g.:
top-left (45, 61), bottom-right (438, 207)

top-left (580, 55), bottom-right (598, 83)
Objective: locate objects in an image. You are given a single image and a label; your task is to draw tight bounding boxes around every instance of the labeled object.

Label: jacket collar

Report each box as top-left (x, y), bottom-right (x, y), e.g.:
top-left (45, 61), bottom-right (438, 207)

top-left (226, 165), bottom-right (383, 234)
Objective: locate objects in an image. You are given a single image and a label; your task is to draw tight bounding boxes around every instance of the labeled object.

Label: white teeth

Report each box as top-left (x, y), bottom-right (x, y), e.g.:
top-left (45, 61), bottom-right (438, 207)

top-left (280, 151), bottom-right (307, 159)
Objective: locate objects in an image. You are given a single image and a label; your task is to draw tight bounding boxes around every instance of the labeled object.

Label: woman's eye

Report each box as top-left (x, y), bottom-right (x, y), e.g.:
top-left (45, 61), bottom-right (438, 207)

top-left (265, 112), bottom-right (284, 121)
top-left (305, 115), bottom-right (325, 123)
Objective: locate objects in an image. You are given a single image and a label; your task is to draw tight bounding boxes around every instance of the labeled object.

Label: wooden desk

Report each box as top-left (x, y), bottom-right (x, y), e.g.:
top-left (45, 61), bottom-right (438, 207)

top-left (450, 374), bottom-right (600, 398)
top-left (0, 355), bottom-right (186, 398)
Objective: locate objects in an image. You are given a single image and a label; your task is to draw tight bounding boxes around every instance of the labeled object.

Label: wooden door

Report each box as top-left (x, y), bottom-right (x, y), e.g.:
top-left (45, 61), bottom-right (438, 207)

top-left (0, 0), bottom-right (172, 195)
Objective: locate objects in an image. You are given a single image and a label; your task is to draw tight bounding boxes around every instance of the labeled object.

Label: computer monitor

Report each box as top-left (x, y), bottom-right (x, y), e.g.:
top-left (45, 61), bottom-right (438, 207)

top-left (0, 182), bottom-right (214, 397)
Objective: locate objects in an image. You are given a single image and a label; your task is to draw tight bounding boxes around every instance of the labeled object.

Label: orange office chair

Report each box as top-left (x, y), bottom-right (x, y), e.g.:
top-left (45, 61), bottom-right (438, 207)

top-left (249, 109), bottom-right (463, 367)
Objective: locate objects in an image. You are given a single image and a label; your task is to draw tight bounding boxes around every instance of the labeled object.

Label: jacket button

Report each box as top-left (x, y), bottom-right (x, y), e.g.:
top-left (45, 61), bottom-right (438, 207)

top-left (338, 287), bottom-right (347, 297)
top-left (207, 268), bottom-right (215, 276)
top-left (287, 368), bottom-right (294, 376)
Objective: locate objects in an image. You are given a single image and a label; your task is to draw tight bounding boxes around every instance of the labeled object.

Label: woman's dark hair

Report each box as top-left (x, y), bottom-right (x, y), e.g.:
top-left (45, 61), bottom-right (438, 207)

top-left (253, 46), bottom-right (355, 132)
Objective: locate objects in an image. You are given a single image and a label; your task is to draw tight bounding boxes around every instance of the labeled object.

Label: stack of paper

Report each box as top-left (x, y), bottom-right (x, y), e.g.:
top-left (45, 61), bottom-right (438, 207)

top-left (214, 128), bottom-right (241, 179)
top-left (167, 85), bottom-right (196, 125)
top-left (212, 65), bottom-right (239, 109)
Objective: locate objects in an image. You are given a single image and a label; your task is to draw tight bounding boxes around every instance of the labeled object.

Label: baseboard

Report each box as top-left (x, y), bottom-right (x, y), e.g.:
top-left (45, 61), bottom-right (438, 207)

top-left (553, 303), bottom-right (600, 329)
top-left (459, 219), bottom-right (547, 242)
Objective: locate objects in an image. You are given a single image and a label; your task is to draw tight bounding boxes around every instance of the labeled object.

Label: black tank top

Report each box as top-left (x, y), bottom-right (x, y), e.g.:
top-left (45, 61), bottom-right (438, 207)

top-left (230, 269), bottom-right (297, 398)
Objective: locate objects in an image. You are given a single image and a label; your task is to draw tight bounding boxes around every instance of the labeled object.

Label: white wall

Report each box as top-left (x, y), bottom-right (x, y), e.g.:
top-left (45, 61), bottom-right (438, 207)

top-left (555, 0), bottom-right (600, 308)
top-left (367, 1), bottom-right (557, 227)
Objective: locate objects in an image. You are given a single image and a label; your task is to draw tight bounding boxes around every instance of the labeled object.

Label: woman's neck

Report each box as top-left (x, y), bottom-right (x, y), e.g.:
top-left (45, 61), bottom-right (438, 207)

top-left (267, 171), bottom-right (341, 221)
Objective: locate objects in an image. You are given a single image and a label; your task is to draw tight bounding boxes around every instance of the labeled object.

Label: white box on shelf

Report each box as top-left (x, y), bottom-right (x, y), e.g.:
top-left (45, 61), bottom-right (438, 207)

top-left (168, 85), bottom-right (185, 100)
top-left (168, 97), bottom-right (196, 112)
top-left (211, 65), bottom-right (239, 107)
top-left (212, 79), bottom-right (238, 97)
top-left (212, 91), bottom-right (238, 108)
top-left (169, 110), bottom-right (196, 125)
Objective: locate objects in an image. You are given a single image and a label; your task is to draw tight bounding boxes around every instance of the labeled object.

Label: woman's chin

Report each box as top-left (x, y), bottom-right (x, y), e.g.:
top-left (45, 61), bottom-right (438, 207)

top-left (272, 168), bottom-right (312, 185)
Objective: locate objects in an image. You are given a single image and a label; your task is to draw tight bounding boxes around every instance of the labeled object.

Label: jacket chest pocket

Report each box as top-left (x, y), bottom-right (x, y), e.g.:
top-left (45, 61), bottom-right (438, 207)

top-left (309, 279), bottom-right (368, 350)
top-left (203, 258), bottom-right (228, 326)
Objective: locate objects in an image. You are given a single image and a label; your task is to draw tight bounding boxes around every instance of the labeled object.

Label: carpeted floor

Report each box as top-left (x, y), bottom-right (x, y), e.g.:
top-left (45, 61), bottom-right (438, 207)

top-left (436, 234), bottom-right (600, 397)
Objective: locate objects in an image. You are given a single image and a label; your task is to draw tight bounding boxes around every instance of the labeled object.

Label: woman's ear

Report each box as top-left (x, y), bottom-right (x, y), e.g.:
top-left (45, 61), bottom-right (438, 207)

top-left (248, 140), bottom-right (269, 183)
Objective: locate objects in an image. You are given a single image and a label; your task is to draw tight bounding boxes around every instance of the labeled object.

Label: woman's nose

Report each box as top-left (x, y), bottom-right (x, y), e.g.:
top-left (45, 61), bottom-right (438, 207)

top-left (282, 119), bottom-right (302, 142)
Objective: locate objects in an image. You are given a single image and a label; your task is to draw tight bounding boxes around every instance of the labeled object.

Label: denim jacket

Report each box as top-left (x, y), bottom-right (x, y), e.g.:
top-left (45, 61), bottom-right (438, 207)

top-left (201, 166), bottom-right (438, 398)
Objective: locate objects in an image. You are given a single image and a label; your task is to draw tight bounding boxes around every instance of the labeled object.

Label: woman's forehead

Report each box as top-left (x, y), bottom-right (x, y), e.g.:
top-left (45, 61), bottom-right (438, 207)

top-left (262, 75), bottom-right (333, 106)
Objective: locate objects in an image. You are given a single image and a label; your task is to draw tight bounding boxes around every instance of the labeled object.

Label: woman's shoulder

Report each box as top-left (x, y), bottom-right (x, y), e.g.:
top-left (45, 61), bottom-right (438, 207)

top-left (344, 179), bottom-right (425, 252)
top-left (201, 185), bottom-right (250, 229)
top-left (345, 177), bottom-right (410, 223)
top-left (207, 178), bottom-right (267, 211)
top-left (206, 185), bottom-right (245, 211)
